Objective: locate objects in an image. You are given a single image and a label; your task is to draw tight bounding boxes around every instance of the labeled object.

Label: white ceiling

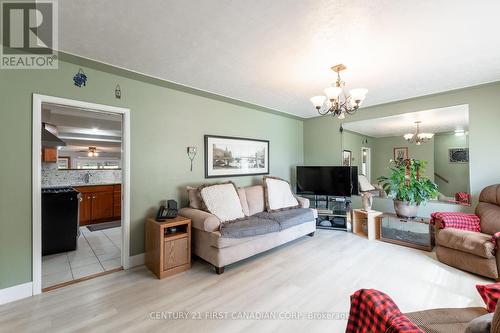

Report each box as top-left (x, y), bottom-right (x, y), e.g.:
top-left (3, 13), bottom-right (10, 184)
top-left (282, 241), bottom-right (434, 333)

top-left (343, 105), bottom-right (469, 138)
top-left (59, 1), bottom-right (500, 118)
top-left (42, 104), bottom-right (122, 153)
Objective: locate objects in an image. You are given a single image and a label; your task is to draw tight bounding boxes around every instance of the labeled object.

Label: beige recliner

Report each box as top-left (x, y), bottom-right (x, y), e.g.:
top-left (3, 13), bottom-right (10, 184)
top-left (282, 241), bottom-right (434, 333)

top-left (436, 184), bottom-right (500, 279)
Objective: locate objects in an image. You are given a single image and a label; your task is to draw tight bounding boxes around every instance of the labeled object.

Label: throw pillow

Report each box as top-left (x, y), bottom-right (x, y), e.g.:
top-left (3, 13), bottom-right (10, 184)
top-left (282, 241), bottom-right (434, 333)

top-left (186, 186), bottom-right (202, 209)
top-left (465, 313), bottom-right (494, 333)
top-left (263, 176), bottom-right (299, 212)
top-left (476, 283), bottom-right (500, 312)
top-left (199, 182), bottom-right (245, 223)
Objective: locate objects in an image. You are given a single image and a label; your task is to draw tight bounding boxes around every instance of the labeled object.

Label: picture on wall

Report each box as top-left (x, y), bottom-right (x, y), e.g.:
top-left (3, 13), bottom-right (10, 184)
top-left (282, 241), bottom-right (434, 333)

top-left (204, 135), bottom-right (269, 178)
top-left (449, 148), bottom-right (469, 163)
top-left (342, 150), bottom-right (352, 166)
top-left (393, 147), bottom-right (409, 161)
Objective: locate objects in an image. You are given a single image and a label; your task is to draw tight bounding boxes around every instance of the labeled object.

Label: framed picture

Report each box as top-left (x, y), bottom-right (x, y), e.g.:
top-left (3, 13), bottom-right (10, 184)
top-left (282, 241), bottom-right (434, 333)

top-left (342, 150), bottom-right (352, 166)
top-left (393, 147), bottom-right (409, 161)
top-left (57, 156), bottom-right (71, 169)
top-left (449, 148), bottom-right (469, 163)
top-left (204, 135), bottom-right (269, 178)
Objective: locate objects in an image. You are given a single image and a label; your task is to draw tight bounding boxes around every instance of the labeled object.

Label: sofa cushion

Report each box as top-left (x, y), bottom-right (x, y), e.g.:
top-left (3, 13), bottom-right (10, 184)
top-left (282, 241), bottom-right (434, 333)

top-left (476, 202), bottom-right (500, 236)
top-left (237, 187), bottom-right (250, 216)
top-left (255, 208), bottom-right (316, 231)
top-left (405, 307), bottom-right (488, 333)
top-left (436, 246), bottom-right (499, 279)
top-left (199, 182), bottom-right (245, 223)
top-left (263, 176), bottom-right (299, 212)
top-left (465, 312), bottom-right (493, 333)
top-left (244, 185), bottom-right (265, 215)
top-left (436, 228), bottom-right (495, 259)
top-left (220, 216), bottom-right (279, 238)
top-left (186, 186), bottom-right (202, 209)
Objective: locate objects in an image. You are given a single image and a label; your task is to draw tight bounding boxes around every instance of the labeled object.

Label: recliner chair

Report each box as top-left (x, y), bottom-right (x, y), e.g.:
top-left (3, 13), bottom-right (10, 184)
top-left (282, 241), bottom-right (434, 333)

top-left (435, 184), bottom-right (500, 279)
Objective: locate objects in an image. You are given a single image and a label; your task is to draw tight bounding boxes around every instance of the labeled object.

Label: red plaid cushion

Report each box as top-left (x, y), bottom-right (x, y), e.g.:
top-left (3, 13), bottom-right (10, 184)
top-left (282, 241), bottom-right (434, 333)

top-left (455, 192), bottom-right (471, 205)
top-left (476, 283), bottom-right (500, 312)
top-left (346, 289), bottom-right (423, 333)
top-left (430, 212), bottom-right (481, 232)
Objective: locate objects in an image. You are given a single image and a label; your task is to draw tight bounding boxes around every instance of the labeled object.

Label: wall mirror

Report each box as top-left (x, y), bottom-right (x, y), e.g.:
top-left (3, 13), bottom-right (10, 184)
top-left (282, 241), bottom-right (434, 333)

top-left (342, 104), bottom-right (470, 205)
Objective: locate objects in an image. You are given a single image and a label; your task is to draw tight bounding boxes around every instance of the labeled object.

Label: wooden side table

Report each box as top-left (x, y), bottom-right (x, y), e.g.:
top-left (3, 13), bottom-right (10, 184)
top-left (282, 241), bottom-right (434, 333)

top-left (352, 209), bottom-right (383, 240)
top-left (145, 216), bottom-right (191, 279)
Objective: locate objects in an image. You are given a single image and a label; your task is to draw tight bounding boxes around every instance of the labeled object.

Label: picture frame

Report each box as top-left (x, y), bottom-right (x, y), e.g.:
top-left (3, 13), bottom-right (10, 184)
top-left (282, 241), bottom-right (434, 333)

top-left (57, 156), bottom-right (71, 169)
top-left (204, 135), bottom-right (269, 178)
top-left (393, 147), bottom-right (409, 161)
top-left (342, 150), bottom-right (352, 166)
top-left (449, 148), bottom-right (469, 163)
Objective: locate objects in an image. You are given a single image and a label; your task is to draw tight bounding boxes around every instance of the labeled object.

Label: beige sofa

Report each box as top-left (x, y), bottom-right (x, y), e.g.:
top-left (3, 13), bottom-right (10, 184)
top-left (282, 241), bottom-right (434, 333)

top-left (179, 185), bottom-right (317, 274)
top-left (435, 184), bottom-right (500, 279)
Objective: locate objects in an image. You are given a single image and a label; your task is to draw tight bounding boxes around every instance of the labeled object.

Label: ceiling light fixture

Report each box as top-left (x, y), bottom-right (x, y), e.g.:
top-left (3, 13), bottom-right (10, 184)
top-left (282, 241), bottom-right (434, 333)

top-left (404, 121), bottom-right (434, 145)
top-left (454, 129), bottom-right (465, 136)
top-left (310, 64), bottom-right (368, 118)
top-left (87, 146), bottom-right (99, 157)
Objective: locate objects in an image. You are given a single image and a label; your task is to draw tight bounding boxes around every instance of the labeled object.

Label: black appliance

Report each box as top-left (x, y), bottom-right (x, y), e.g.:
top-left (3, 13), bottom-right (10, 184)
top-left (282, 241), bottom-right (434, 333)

top-left (42, 187), bottom-right (80, 255)
top-left (296, 166), bottom-right (358, 196)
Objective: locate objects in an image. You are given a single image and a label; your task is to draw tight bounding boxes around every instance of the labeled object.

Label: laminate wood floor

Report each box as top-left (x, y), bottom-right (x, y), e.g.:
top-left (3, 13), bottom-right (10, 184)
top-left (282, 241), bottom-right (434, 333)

top-left (0, 230), bottom-right (490, 333)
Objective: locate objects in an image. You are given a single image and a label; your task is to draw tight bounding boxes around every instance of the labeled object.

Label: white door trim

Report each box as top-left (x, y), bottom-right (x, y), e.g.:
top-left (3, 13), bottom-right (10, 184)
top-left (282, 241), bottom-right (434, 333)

top-left (32, 94), bottom-right (131, 295)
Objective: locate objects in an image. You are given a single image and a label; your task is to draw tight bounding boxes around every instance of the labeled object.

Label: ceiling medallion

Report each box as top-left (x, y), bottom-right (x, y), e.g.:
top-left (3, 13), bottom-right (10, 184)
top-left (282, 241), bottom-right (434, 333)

top-left (404, 121), bottom-right (434, 145)
top-left (310, 64), bottom-right (368, 119)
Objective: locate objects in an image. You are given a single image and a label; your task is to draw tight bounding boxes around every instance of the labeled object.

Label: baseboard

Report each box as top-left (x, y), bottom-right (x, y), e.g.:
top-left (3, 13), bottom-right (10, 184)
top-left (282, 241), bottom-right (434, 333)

top-left (129, 253), bottom-right (145, 267)
top-left (0, 282), bottom-right (32, 305)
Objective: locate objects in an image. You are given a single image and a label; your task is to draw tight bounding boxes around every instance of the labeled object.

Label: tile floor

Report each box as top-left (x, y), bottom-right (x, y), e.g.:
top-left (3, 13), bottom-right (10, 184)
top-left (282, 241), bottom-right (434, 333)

top-left (42, 225), bottom-right (122, 289)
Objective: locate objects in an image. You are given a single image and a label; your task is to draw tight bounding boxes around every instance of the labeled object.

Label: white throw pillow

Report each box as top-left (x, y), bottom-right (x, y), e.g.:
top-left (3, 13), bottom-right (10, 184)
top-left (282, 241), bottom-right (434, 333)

top-left (199, 183), bottom-right (245, 222)
top-left (263, 177), bottom-right (299, 211)
top-left (358, 174), bottom-right (376, 192)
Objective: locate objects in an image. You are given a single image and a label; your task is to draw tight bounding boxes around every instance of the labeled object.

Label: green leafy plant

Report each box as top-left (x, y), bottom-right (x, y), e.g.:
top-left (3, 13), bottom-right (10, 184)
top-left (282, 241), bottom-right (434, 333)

top-left (377, 159), bottom-right (438, 205)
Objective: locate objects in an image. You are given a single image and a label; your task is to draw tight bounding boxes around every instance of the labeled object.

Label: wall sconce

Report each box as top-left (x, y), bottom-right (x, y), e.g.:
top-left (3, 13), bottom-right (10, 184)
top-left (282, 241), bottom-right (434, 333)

top-left (115, 84), bottom-right (121, 99)
top-left (187, 147), bottom-right (197, 171)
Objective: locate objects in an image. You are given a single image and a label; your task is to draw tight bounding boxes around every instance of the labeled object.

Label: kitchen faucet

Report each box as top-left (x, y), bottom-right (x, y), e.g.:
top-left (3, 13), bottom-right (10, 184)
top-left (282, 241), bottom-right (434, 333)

top-left (84, 171), bottom-right (91, 184)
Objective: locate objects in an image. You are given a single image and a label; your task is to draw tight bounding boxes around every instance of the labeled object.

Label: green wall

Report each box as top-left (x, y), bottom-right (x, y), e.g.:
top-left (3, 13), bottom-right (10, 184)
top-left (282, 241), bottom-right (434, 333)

top-left (434, 133), bottom-right (469, 196)
top-left (0, 54), bottom-right (303, 289)
top-left (304, 82), bottom-right (500, 212)
top-left (371, 136), bottom-right (435, 182)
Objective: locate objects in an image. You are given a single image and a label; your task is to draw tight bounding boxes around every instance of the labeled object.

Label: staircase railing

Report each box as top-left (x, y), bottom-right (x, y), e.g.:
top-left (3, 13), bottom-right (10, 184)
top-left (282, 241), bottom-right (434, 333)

top-left (434, 172), bottom-right (449, 184)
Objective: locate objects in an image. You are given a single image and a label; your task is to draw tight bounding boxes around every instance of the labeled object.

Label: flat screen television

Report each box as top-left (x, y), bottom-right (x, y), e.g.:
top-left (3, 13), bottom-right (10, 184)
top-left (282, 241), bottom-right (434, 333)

top-left (296, 166), bottom-right (358, 197)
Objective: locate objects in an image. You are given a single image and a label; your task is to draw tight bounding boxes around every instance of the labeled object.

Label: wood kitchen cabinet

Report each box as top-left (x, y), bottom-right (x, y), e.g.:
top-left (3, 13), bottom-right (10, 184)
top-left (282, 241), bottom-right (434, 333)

top-left (42, 148), bottom-right (57, 162)
top-left (75, 185), bottom-right (120, 226)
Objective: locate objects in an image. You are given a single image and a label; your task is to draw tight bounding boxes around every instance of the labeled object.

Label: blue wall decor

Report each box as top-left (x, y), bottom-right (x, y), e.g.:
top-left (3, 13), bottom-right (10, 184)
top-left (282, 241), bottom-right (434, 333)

top-left (73, 68), bottom-right (87, 87)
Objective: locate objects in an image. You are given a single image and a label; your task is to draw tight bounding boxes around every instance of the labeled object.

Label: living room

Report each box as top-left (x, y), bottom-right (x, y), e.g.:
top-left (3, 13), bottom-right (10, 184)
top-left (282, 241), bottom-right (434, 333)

top-left (1, 1), bottom-right (500, 332)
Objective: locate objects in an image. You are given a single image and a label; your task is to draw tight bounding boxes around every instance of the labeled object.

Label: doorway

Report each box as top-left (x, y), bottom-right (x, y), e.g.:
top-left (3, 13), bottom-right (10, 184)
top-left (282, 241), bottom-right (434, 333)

top-left (361, 147), bottom-right (371, 182)
top-left (32, 94), bottom-right (130, 295)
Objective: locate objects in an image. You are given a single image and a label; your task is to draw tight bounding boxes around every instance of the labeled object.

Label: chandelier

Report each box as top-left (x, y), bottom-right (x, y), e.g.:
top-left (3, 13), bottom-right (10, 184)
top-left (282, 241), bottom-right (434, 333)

top-left (310, 64), bottom-right (368, 119)
top-left (404, 121), bottom-right (434, 145)
top-left (87, 146), bottom-right (99, 157)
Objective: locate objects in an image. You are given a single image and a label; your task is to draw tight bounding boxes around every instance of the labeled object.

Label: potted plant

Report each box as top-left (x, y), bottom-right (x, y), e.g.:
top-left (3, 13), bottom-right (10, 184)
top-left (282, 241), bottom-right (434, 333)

top-left (377, 159), bottom-right (438, 218)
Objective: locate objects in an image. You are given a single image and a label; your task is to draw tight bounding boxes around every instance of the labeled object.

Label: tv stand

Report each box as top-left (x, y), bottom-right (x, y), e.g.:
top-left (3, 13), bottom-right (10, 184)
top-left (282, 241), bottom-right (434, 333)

top-left (303, 195), bottom-right (351, 231)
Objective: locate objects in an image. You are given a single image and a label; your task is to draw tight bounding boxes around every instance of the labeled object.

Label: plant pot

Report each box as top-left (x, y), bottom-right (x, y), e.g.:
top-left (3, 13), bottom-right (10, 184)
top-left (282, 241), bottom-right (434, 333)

top-left (393, 200), bottom-right (419, 218)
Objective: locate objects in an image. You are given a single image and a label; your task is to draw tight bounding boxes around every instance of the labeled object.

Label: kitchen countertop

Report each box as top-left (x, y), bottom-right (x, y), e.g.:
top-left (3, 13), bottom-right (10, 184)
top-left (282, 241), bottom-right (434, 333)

top-left (42, 183), bottom-right (121, 189)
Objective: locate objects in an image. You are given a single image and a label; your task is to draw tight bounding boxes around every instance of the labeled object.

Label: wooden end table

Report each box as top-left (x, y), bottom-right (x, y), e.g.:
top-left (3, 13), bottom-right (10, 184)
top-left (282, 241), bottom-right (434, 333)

top-left (352, 209), bottom-right (383, 240)
top-left (145, 215), bottom-right (191, 279)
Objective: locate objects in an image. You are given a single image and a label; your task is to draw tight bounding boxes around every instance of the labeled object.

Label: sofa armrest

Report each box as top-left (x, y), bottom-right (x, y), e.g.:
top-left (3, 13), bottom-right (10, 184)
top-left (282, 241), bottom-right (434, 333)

top-left (179, 207), bottom-right (221, 232)
top-left (296, 196), bottom-right (310, 209)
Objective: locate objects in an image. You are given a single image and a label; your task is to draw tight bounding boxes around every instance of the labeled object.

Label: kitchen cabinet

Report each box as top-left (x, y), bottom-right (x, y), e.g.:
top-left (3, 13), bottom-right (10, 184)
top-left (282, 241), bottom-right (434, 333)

top-left (75, 185), bottom-right (120, 226)
top-left (113, 184), bottom-right (121, 219)
top-left (42, 148), bottom-right (57, 162)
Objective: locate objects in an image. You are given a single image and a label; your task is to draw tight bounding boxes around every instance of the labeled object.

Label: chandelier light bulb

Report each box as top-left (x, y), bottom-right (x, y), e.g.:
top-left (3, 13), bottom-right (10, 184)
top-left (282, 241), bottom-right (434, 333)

top-left (349, 88), bottom-right (368, 104)
top-left (324, 86), bottom-right (343, 100)
top-left (310, 96), bottom-right (326, 109)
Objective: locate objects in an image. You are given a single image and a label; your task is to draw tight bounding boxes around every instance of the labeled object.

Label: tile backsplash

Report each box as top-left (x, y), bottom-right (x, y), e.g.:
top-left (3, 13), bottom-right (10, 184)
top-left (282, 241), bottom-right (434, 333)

top-left (42, 163), bottom-right (121, 188)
